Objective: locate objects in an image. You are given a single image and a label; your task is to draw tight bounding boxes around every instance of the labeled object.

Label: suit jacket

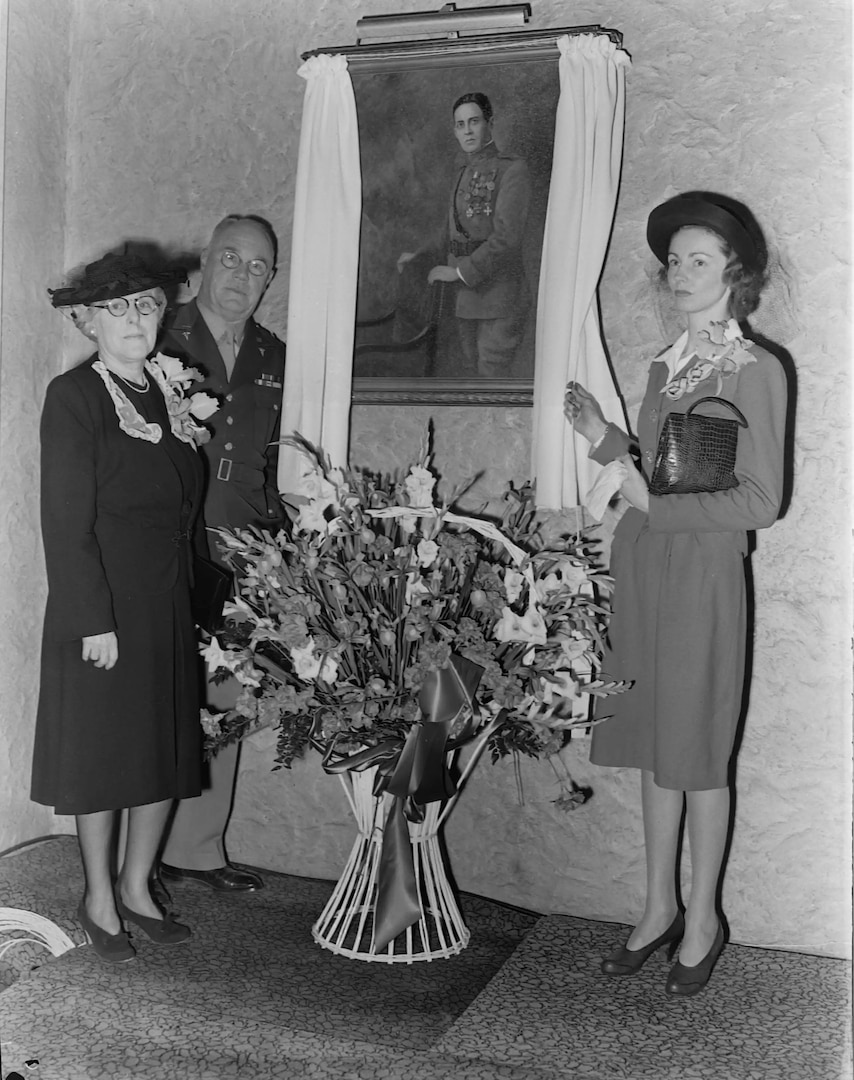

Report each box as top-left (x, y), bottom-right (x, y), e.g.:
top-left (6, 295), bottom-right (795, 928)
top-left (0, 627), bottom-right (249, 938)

top-left (40, 357), bottom-right (205, 642)
top-left (421, 142), bottom-right (531, 321)
top-left (161, 299), bottom-right (286, 535)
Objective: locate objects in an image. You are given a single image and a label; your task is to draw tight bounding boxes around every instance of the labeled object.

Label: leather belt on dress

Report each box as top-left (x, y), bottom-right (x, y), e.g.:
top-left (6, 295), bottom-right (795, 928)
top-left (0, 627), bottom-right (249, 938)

top-left (216, 458), bottom-right (263, 484)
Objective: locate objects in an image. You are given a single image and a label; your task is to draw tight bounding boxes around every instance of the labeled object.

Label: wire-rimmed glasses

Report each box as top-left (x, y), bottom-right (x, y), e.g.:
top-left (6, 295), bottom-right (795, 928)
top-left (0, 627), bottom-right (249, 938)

top-left (91, 295), bottom-right (164, 317)
top-left (219, 249), bottom-right (269, 277)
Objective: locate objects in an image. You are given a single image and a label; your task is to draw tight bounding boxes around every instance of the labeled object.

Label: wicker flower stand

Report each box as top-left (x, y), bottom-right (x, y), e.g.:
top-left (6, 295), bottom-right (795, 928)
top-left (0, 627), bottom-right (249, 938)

top-left (311, 764), bottom-right (469, 964)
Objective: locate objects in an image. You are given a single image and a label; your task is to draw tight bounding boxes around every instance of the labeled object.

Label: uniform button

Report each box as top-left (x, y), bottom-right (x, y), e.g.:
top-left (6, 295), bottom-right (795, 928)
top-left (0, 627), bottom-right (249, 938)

top-left (226, 394), bottom-right (233, 402)
top-left (644, 450), bottom-right (653, 462)
top-left (273, 404), bottom-right (279, 411)
top-left (224, 442), bottom-right (233, 451)
top-left (226, 416), bottom-right (234, 425)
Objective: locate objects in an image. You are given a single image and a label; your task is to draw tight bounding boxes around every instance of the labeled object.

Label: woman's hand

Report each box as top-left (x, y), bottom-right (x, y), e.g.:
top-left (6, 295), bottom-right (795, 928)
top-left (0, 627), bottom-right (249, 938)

top-left (82, 632), bottom-right (118, 670)
top-left (564, 382), bottom-right (608, 444)
top-left (618, 455), bottom-right (650, 513)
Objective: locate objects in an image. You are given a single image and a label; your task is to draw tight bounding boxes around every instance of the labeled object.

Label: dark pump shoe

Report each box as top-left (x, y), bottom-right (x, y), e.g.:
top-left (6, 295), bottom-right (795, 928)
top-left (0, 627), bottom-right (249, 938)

top-left (77, 900), bottom-right (136, 963)
top-left (665, 923), bottom-right (725, 997)
top-left (160, 862), bottom-right (264, 892)
top-left (116, 898), bottom-right (192, 945)
top-left (601, 911), bottom-right (685, 976)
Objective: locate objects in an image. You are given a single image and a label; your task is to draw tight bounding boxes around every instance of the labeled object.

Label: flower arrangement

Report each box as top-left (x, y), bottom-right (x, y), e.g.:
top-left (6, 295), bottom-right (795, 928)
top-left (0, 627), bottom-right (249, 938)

top-left (147, 353), bottom-right (219, 446)
top-left (201, 437), bottom-right (628, 802)
top-left (662, 319), bottom-right (756, 400)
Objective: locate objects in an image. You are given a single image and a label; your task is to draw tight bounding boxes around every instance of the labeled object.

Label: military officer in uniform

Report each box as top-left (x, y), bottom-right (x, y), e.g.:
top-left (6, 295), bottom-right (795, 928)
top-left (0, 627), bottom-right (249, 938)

top-left (398, 92), bottom-right (531, 378)
top-left (159, 214), bottom-right (285, 893)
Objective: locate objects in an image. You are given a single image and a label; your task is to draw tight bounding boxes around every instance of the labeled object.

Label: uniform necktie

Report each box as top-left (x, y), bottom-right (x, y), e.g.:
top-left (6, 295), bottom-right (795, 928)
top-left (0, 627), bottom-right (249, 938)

top-left (218, 331), bottom-right (239, 380)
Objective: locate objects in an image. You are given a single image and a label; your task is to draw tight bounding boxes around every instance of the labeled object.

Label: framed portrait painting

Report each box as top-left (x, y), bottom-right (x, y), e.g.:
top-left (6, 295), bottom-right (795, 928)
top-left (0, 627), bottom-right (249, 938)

top-left (303, 26), bottom-right (622, 406)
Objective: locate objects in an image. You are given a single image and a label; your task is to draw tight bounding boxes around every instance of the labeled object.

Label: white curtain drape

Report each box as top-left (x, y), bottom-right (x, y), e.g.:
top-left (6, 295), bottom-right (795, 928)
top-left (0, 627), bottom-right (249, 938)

top-left (278, 54), bottom-right (361, 494)
top-left (532, 35), bottom-right (631, 510)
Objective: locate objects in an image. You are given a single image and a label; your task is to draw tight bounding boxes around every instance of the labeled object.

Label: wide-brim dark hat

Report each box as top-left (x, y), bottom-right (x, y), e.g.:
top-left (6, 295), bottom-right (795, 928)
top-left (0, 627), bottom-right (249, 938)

top-left (49, 248), bottom-right (186, 307)
top-left (647, 192), bottom-right (764, 268)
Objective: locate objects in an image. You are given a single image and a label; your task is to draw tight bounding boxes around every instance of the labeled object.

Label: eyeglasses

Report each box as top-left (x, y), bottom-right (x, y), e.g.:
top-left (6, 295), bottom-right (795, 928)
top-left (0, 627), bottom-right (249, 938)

top-left (91, 295), bottom-right (163, 317)
top-left (219, 249), bottom-right (270, 277)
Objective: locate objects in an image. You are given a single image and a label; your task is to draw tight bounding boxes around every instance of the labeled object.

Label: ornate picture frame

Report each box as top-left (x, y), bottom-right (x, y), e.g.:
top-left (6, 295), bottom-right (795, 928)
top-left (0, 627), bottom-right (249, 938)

top-left (304, 25), bottom-right (621, 406)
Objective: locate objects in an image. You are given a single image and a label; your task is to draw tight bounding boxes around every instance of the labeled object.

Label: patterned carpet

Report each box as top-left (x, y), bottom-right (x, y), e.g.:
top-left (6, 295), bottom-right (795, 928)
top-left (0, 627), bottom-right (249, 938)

top-left (0, 836), bottom-right (850, 1080)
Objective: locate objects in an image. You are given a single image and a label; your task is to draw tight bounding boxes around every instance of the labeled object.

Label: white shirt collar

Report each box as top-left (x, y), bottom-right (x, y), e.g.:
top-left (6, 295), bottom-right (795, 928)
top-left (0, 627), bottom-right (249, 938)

top-left (196, 300), bottom-right (246, 350)
top-left (654, 318), bottom-right (742, 380)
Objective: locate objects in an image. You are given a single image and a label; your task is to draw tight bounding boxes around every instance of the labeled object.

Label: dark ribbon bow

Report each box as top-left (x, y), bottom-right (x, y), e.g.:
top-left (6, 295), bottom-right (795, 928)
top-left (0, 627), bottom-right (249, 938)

top-left (321, 653), bottom-right (483, 952)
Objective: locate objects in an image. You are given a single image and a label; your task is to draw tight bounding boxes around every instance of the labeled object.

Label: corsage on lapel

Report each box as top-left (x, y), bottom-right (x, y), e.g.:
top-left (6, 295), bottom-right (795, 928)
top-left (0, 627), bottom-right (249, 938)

top-left (148, 354), bottom-right (219, 448)
top-left (661, 320), bottom-right (756, 401)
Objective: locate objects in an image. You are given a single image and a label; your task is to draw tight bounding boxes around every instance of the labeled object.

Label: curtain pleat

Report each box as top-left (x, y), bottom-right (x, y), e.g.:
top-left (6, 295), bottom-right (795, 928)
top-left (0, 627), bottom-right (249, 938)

top-left (278, 54), bottom-right (361, 493)
top-left (532, 35), bottom-right (631, 510)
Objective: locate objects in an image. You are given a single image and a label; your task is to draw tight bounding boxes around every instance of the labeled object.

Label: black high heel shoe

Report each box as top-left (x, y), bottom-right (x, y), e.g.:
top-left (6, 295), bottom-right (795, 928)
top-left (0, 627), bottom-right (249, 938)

top-left (116, 897), bottom-right (192, 945)
top-left (601, 911), bottom-right (684, 976)
top-left (665, 922), bottom-right (725, 996)
top-left (77, 901), bottom-right (135, 963)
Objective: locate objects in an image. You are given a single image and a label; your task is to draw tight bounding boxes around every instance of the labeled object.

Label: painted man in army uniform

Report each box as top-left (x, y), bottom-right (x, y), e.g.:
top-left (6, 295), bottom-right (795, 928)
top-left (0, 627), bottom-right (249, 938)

top-left (158, 214), bottom-right (285, 893)
top-left (398, 92), bottom-right (531, 378)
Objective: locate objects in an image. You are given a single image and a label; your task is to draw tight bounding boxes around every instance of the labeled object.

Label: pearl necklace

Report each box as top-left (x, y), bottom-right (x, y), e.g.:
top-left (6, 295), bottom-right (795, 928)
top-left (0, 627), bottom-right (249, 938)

top-left (111, 371), bottom-right (150, 394)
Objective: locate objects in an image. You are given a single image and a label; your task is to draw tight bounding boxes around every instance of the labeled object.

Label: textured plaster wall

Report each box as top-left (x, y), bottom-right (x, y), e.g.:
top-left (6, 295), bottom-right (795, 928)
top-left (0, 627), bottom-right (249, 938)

top-left (55, 0), bottom-right (319, 367)
top-left (231, 0), bottom-right (852, 958)
top-left (9, 0), bottom-right (848, 955)
top-left (0, 0), bottom-right (71, 851)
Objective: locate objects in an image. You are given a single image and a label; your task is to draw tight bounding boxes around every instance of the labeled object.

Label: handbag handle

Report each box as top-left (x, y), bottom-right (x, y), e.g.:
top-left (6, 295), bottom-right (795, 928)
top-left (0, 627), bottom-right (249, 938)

top-left (685, 396), bottom-right (748, 428)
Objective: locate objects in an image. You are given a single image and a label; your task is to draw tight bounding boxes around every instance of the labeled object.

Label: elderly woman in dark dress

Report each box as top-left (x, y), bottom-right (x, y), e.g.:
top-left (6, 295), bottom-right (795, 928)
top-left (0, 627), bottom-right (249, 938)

top-left (565, 193), bottom-right (787, 995)
top-left (31, 250), bottom-right (214, 961)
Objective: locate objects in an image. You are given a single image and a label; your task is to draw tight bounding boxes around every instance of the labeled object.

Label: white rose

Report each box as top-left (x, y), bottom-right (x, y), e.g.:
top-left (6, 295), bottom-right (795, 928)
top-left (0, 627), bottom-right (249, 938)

top-left (188, 391), bottom-right (219, 421)
top-left (416, 539), bottom-right (440, 568)
top-left (290, 639), bottom-right (322, 679)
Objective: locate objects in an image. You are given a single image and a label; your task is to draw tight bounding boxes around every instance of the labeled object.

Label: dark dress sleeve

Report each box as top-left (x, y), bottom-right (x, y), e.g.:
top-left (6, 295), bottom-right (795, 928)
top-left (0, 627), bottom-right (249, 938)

top-left (591, 424), bottom-right (636, 465)
top-left (193, 510), bottom-right (211, 561)
top-left (40, 374), bottom-right (116, 641)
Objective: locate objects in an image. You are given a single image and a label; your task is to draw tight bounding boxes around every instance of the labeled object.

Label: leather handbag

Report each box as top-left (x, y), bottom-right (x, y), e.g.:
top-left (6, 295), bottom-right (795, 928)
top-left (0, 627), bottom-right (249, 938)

top-left (191, 554), bottom-right (233, 633)
top-left (649, 396), bottom-right (748, 496)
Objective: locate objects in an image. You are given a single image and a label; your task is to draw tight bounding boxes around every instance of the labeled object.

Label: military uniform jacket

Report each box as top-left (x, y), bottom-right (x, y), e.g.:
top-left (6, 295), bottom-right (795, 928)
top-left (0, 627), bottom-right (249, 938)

top-left (423, 142), bottom-right (531, 321)
top-left (162, 299), bottom-right (286, 537)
